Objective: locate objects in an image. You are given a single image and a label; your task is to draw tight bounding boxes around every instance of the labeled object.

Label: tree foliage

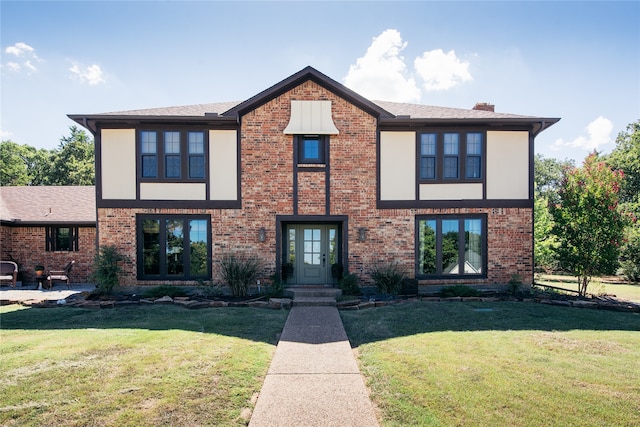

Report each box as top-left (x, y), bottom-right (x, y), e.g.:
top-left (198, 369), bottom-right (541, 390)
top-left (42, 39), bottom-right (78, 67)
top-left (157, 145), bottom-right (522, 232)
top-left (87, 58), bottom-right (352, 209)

top-left (534, 192), bottom-right (558, 272)
top-left (534, 154), bottom-right (574, 203)
top-left (550, 153), bottom-right (628, 296)
top-left (603, 120), bottom-right (640, 213)
top-left (0, 126), bottom-right (94, 186)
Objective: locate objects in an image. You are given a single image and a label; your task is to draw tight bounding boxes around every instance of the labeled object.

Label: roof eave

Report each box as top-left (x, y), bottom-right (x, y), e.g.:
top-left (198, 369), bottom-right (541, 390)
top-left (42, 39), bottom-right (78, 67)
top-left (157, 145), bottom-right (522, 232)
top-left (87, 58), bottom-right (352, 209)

top-left (67, 114), bottom-right (238, 134)
top-left (379, 117), bottom-right (561, 133)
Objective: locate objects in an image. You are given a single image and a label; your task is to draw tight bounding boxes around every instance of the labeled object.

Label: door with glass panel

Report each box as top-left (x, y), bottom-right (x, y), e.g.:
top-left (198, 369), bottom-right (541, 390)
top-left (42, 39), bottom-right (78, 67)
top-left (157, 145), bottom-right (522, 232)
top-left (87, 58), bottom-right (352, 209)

top-left (285, 224), bottom-right (338, 285)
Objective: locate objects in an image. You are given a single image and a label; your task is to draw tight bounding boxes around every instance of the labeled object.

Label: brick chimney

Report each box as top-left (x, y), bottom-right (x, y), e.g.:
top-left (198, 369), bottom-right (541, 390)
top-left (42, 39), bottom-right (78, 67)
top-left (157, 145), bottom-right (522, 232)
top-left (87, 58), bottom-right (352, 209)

top-left (473, 102), bottom-right (495, 112)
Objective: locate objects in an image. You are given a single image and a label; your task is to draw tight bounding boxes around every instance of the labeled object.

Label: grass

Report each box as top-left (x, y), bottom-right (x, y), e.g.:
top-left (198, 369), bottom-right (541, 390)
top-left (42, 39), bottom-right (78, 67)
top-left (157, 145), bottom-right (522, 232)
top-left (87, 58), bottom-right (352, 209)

top-left (535, 274), bottom-right (640, 302)
top-left (0, 304), bottom-right (288, 426)
top-left (341, 301), bottom-right (640, 427)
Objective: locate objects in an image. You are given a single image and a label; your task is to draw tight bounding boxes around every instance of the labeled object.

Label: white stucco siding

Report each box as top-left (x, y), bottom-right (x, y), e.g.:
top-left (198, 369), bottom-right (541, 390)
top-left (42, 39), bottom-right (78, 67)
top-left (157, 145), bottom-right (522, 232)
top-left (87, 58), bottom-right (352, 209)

top-left (380, 131), bottom-right (415, 200)
top-left (210, 130), bottom-right (238, 200)
top-left (140, 183), bottom-right (206, 200)
top-left (486, 131), bottom-right (530, 199)
top-left (419, 183), bottom-right (483, 200)
top-left (101, 129), bottom-right (136, 199)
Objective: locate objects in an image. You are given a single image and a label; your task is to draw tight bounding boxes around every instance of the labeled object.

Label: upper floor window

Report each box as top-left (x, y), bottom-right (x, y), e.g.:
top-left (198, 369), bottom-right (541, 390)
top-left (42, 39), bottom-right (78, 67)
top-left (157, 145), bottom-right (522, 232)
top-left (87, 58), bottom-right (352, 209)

top-left (418, 131), bottom-right (484, 182)
top-left (139, 130), bottom-right (207, 181)
top-left (297, 135), bottom-right (327, 164)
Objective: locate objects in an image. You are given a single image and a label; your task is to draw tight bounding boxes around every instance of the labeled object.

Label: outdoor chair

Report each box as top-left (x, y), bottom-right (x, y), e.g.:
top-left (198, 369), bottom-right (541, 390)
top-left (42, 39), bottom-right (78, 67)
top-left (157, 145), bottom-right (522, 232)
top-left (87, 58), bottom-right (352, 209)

top-left (47, 260), bottom-right (75, 289)
top-left (0, 261), bottom-right (18, 287)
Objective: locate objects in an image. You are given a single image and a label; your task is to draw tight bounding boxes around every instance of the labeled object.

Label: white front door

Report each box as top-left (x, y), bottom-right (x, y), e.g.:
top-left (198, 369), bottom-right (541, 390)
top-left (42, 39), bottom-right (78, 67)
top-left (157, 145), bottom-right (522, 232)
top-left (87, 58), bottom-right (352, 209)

top-left (286, 224), bottom-right (338, 285)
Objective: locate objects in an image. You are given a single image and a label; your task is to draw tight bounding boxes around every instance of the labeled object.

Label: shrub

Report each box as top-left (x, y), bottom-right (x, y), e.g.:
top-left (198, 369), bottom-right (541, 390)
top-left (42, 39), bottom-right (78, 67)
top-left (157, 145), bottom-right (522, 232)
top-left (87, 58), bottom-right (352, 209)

top-left (91, 245), bottom-right (127, 295)
top-left (620, 227), bottom-right (640, 282)
top-left (439, 285), bottom-right (481, 298)
top-left (266, 274), bottom-right (286, 298)
top-left (339, 273), bottom-right (361, 296)
top-left (370, 262), bottom-right (407, 294)
top-left (219, 253), bottom-right (261, 297)
top-left (143, 285), bottom-right (188, 298)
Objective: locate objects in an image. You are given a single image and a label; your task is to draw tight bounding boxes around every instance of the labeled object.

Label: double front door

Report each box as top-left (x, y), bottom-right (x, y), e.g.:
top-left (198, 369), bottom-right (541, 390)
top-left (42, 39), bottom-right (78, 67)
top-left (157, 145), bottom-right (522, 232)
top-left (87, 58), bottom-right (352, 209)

top-left (286, 224), bottom-right (338, 285)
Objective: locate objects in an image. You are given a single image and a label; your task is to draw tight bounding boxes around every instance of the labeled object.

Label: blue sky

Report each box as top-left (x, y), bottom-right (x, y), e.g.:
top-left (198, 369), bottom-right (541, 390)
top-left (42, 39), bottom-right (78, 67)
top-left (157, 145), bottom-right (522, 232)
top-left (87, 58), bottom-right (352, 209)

top-left (1, 1), bottom-right (638, 163)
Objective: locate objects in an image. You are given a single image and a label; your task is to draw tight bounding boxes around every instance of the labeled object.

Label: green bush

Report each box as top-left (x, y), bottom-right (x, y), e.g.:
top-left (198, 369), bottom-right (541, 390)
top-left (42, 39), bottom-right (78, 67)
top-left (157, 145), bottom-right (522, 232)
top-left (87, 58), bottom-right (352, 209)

top-left (620, 227), bottom-right (640, 282)
top-left (439, 285), bottom-right (481, 298)
top-left (143, 285), bottom-right (188, 298)
top-left (91, 245), bottom-right (127, 295)
top-left (266, 274), bottom-right (286, 298)
top-left (339, 273), bottom-right (361, 296)
top-left (219, 254), bottom-right (261, 297)
top-left (370, 262), bottom-right (407, 294)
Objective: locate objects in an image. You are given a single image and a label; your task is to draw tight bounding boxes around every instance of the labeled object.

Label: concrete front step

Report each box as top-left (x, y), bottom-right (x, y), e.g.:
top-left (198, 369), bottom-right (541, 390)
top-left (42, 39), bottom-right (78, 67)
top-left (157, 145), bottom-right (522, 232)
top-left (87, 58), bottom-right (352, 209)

top-left (287, 287), bottom-right (342, 298)
top-left (292, 296), bottom-right (337, 307)
top-left (286, 287), bottom-right (342, 307)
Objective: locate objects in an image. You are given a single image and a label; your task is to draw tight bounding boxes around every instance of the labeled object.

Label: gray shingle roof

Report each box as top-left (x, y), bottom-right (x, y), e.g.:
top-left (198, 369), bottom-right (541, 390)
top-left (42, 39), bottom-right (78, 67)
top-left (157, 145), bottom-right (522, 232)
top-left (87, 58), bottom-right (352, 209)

top-left (372, 100), bottom-right (535, 119)
top-left (0, 186), bottom-right (95, 224)
top-left (98, 99), bottom-right (535, 120)
top-left (101, 101), bottom-right (242, 117)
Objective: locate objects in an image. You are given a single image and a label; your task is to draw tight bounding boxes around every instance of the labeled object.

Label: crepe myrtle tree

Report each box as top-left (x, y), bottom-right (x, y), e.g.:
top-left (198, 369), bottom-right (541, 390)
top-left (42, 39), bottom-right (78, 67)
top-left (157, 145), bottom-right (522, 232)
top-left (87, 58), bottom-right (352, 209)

top-left (551, 153), bottom-right (628, 296)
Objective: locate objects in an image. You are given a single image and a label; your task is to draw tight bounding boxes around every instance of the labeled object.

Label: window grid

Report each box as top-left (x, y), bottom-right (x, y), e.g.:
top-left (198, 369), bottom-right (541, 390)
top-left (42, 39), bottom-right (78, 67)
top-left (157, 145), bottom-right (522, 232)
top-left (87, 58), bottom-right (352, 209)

top-left (420, 133), bottom-right (437, 180)
top-left (139, 129), bottom-right (207, 181)
top-left (417, 131), bottom-right (484, 182)
top-left (417, 216), bottom-right (485, 278)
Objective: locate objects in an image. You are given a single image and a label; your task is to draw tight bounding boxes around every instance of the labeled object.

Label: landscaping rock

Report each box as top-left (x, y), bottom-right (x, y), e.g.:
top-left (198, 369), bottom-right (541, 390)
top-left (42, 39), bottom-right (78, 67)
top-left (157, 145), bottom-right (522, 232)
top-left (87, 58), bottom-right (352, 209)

top-left (358, 301), bottom-right (376, 309)
top-left (571, 300), bottom-right (598, 309)
top-left (269, 298), bottom-right (292, 309)
top-left (209, 301), bottom-right (228, 307)
top-left (248, 301), bottom-right (270, 308)
top-left (155, 296), bottom-right (173, 304)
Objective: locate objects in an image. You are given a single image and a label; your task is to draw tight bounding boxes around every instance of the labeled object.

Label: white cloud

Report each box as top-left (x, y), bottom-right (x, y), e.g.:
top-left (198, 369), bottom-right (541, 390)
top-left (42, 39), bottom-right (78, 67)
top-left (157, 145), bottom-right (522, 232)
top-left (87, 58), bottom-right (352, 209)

top-left (344, 29), bottom-right (474, 102)
top-left (3, 42), bottom-right (40, 73)
top-left (69, 63), bottom-right (106, 85)
top-left (414, 49), bottom-right (472, 91)
top-left (0, 129), bottom-right (12, 140)
top-left (343, 29), bottom-right (421, 103)
top-left (5, 42), bottom-right (36, 57)
top-left (552, 116), bottom-right (614, 152)
top-left (6, 62), bottom-right (21, 72)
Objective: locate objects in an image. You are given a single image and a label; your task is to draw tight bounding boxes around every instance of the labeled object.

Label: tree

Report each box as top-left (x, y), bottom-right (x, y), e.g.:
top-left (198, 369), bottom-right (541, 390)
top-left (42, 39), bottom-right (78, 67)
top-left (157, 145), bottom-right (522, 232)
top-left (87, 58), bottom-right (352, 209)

top-left (604, 120), bottom-right (640, 213)
top-left (48, 126), bottom-right (95, 185)
top-left (534, 191), bottom-right (558, 272)
top-left (534, 154), bottom-right (574, 203)
top-left (0, 140), bottom-right (51, 186)
top-left (551, 153), bottom-right (628, 296)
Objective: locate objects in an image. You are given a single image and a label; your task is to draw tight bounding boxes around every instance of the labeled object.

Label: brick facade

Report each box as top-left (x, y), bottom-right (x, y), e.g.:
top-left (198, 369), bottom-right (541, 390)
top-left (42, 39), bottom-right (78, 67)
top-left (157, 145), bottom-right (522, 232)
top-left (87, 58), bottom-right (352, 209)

top-left (96, 80), bottom-right (535, 288)
top-left (1, 224), bottom-right (96, 285)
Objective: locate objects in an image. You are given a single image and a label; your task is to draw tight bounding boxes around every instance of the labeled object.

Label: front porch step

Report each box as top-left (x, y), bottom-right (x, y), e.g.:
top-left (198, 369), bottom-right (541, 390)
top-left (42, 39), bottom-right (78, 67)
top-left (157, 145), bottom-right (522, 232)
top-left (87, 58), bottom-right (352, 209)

top-left (292, 296), bottom-right (337, 307)
top-left (287, 287), bottom-right (342, 307)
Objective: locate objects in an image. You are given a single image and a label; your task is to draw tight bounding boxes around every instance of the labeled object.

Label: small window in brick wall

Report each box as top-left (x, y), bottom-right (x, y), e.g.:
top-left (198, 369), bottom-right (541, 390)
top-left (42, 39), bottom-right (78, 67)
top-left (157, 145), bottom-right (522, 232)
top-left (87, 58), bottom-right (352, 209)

top-left (46, 226), bottom-right (79, 251)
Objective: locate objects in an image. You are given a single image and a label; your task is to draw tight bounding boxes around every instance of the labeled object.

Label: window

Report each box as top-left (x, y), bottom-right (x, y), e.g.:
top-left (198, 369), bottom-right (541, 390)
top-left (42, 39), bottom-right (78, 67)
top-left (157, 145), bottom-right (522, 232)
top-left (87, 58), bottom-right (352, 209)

top-left (188, 131), bottom-right (205, 178)
top-left (443, 133), bottom-right (459, 179)
top-left (417, 216), bottom-right (485, 277)
top-left (297, 135), bottom-right (327, 164)
top-left (466, 133), bottom-right (482, 179)
top-left (419, 133), bottom-right (436, 179)
top-left (418, 131), bottom-right (484, 182)
top-left (139, 130), bottom-right (207, 181)
top-left (46, 226), bottom-right (79, 251)
top-left (141, 131), bottom-right (158, 178)
top-left (138, 215), bottom-right (210, 280)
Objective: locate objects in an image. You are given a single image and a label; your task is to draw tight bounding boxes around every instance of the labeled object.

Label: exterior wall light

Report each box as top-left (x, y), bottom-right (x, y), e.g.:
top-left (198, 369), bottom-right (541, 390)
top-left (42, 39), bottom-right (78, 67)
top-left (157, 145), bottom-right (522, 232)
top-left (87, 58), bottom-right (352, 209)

top-left (358, 227), bottom-right (367, 242)
top-left (258, 227), bottom-right (266, 242)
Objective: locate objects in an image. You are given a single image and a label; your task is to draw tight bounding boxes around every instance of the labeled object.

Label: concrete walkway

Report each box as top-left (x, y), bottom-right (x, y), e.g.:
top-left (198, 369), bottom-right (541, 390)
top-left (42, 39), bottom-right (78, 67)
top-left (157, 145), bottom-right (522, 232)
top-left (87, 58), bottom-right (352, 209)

top-left (249, 306), bottom-right (379, 427)
top-left (0, 284), bottom-right (95, 302)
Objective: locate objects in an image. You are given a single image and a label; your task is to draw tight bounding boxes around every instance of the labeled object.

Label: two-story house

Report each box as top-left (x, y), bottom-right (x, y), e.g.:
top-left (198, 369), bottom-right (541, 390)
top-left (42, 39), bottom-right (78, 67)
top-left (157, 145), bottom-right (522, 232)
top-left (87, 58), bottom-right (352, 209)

top-left (69, 66), bottom-right (559, 290)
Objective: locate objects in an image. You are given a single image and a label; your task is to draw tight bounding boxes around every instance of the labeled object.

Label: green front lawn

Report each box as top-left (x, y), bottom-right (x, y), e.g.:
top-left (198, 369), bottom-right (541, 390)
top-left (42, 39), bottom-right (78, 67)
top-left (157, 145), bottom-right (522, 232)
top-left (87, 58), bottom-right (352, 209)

top-left (341, 301), bottom-right (640, 427)
top-left (0, 305), bottom-right (288, 426)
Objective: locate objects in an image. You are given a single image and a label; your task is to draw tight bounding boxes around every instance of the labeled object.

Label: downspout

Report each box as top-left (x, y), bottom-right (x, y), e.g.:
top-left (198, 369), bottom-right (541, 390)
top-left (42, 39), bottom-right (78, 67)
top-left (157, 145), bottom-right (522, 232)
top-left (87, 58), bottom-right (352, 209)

top-left (530, 120), bottom-right (545, 285)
